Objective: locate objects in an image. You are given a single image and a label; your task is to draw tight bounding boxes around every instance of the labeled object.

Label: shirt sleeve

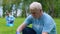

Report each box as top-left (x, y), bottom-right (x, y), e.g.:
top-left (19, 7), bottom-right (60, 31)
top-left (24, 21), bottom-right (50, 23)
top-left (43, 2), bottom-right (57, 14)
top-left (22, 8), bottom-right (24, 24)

top-left (5, 16), bottom-right (9, 21)
top-left (5, 16), bottom-right (7, 21)
top-left (23, 15), bottom-right (32, 25)
top-left (42, 17), bottom-right (55, 33)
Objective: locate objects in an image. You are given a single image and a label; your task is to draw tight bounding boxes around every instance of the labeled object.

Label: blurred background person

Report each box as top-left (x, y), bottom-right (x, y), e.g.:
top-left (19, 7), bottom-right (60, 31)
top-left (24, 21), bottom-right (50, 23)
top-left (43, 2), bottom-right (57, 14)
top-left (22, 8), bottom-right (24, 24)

top-left (5, 10), bottom-right (15, 27)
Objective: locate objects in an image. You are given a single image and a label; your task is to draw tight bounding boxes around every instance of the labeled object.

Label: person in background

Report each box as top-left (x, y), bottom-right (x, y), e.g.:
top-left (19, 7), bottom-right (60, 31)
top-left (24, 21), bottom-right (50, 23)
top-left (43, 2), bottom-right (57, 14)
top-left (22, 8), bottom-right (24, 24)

top-left (6, 11), bottom-right (15, 27)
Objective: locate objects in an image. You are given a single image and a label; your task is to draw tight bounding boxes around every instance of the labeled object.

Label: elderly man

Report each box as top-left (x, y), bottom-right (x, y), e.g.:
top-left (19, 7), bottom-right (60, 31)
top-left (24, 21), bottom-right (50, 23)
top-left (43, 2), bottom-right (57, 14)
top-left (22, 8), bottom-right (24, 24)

top-left (16, 2), bottom-right (57, 34)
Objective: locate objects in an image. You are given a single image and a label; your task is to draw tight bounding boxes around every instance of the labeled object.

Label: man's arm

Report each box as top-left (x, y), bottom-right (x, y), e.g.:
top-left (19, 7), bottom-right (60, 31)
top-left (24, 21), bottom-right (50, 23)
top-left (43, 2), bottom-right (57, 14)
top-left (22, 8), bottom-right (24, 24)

top-left (16, 15), bottom-right (32, 34)
top-left (42, 16), bottom-right (55, 34)
top-left (42, 32), bottom-right (48, 34)
top-left (17, 23), bottom-right (27, 33)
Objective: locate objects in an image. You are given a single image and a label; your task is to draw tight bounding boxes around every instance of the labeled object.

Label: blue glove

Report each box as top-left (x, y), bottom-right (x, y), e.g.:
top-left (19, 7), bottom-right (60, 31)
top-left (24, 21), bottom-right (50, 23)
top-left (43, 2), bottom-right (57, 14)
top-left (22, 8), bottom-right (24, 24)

top-left (16, 31), bottom-right (20, 34)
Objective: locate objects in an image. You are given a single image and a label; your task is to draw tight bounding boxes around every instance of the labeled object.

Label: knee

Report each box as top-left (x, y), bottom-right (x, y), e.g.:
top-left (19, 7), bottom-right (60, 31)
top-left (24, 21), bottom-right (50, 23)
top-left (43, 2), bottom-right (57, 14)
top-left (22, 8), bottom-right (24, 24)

top-left (22, 27), bottom-right (36, 34)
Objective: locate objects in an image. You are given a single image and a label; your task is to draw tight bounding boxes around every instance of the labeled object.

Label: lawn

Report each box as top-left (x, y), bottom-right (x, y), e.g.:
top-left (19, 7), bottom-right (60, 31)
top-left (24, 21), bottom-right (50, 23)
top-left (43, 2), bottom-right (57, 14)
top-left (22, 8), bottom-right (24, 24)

top-left (0, 18), bottom-right (60, 34)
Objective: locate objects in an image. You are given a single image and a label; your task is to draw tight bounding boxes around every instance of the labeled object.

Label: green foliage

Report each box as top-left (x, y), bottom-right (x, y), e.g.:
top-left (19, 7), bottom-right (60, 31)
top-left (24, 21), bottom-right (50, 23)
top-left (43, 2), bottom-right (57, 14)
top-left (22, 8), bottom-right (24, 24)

top-left (2, 0), bottom-right (60, 17)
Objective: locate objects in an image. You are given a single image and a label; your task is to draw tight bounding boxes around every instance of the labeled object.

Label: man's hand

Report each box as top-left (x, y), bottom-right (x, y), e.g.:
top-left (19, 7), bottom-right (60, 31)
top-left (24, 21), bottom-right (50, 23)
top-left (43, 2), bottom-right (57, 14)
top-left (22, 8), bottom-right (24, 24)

top-left (16, 31), bottom-right (20, 34)
top-left (16, 23), bottom-right (27, 34)
top-left (42, 32), bottom-right (48, 34)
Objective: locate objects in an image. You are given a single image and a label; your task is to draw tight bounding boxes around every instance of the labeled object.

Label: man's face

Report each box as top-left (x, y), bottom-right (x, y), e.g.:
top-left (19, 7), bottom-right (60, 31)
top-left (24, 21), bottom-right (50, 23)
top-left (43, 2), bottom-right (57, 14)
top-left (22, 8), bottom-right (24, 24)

top-left (30, 9), bottom-right (41, 18)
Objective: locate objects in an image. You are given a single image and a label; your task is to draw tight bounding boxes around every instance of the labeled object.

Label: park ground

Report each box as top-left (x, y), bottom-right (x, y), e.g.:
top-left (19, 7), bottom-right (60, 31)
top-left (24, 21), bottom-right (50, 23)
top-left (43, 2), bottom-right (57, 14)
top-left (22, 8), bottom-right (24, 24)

top-left (0, 18), bottom-right (60, 34)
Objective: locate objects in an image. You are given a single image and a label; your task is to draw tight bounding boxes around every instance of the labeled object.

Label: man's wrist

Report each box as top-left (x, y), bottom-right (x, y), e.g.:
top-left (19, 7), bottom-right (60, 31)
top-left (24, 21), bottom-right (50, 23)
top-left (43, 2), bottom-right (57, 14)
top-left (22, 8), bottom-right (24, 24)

top-left (16, 31), bottom-right (20, 34)
top-left (42, 32), bottom-right (48, 34)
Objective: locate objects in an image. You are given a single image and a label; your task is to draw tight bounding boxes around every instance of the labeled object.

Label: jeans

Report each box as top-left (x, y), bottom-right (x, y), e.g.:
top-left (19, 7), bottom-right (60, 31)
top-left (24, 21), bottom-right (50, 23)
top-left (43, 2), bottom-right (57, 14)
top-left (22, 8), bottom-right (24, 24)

top-left (22, 27), bottom-right (36, 34)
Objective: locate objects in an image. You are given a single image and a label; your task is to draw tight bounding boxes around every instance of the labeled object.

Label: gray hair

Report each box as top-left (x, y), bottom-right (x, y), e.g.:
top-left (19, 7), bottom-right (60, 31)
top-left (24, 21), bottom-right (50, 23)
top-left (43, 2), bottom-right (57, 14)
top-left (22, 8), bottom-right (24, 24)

top-left (30, 2), bottom-right (42, 10)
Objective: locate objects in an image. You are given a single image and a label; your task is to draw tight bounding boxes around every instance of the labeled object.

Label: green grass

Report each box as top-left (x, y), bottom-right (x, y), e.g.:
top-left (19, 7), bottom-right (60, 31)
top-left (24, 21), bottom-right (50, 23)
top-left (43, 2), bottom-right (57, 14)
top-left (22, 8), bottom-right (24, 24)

top-left (54, 18), bottom-right (60, 34)
top-left (0, 18), bottom-right (60, 34)
top-left (0, 18), bottom-right (25, 34)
